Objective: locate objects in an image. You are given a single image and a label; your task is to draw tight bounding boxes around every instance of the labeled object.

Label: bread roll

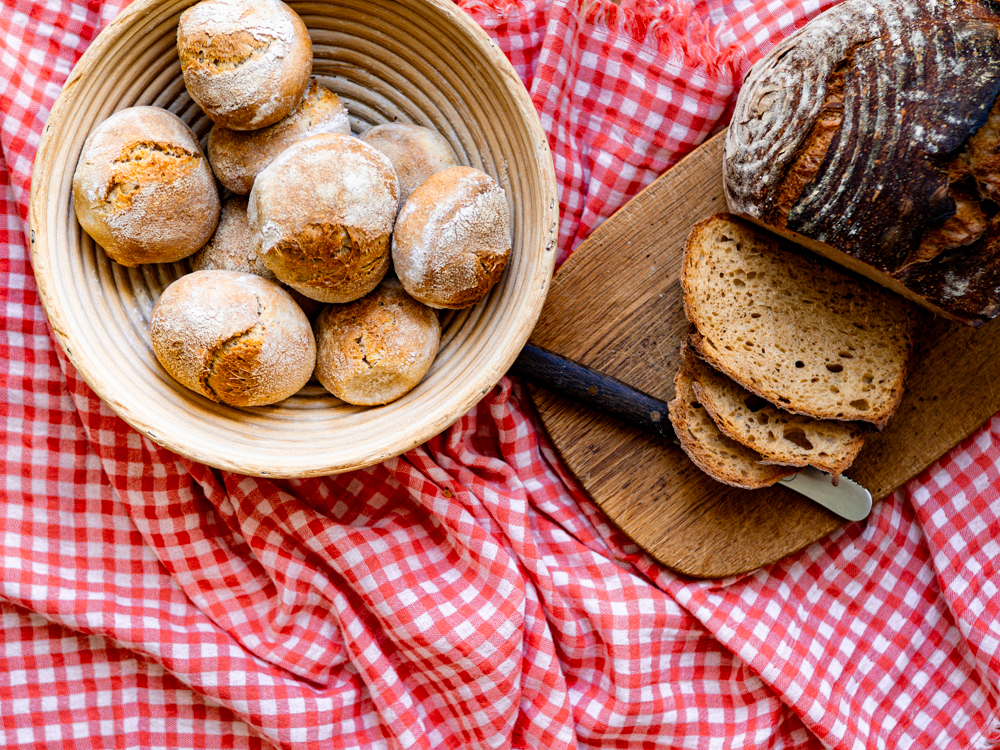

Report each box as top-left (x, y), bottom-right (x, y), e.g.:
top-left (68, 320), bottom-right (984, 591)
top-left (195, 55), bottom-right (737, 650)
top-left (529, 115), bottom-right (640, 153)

top-left (150, 270), bottom-right (315, 406)
top-left (177, 0), bottom-right (312, 131)
top-left (248, 133), bottom-right (398, 304)
top-left (72, 106), bottom-right (220, 266)
top-left (360, 123), bottom-right (458, 210)
top-left (724, 0), bottom-right (1000, 326)
top-left (391, 166), bottom-right (511, 309)
top-left (314, 277), bottom-right (440, 405)
top-left (207, 78), bottom-right (351, 194)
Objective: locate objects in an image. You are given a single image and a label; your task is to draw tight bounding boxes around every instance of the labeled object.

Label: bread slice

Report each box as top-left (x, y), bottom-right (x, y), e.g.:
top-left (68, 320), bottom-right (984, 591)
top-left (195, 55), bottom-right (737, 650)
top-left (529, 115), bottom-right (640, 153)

top-left (668, 361), bottom-right (796, 489)
top-left (682, 214), bottom-right (915, 429)
top-left (683, 345), bottom-right (864, 481)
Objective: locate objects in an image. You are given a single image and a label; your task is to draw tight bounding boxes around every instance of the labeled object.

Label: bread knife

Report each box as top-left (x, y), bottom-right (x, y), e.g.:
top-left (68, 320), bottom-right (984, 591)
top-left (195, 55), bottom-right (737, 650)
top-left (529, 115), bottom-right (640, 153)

top-left (509, 343), bottom-right (873, 522)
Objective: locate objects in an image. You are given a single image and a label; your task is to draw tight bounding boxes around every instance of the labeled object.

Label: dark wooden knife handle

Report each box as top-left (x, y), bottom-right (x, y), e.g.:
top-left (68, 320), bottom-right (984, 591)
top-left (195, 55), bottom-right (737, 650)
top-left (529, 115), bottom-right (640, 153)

top-left (509, 343), bottom-right (676, 442)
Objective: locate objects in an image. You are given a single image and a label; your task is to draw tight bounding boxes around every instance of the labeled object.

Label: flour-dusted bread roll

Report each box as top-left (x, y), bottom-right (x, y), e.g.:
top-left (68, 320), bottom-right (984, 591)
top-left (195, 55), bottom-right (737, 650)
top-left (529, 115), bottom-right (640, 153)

top-left (207, 78), bottom-right (351, 194)
top-left (177, 0), bottom-right (312, 131)
top-left (360, 123), bottom-right (458, 210)
top-left (150, 270), bottom-right (315, 406)
top-left (392, 166), bottom-right (511, 309)
top-left (248, 133), bottom-right (398, 304)
top-left (314, 277), bottom-right (440, 405)
top-left (72, 106), bottom-right (220, 266)
top-left (724, 0), bottom-right (1000, 327)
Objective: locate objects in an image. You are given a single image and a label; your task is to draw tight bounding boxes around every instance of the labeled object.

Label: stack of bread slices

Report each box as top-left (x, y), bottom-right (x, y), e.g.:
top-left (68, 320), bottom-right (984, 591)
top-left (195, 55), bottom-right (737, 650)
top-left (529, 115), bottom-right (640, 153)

top-left (667, 213), bottom-right (917, 488)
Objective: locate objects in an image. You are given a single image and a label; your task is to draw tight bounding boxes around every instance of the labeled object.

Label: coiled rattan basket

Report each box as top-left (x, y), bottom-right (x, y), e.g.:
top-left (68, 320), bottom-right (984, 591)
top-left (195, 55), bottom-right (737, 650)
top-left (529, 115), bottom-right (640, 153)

top-left (29, 0), bottom-right (558, 477)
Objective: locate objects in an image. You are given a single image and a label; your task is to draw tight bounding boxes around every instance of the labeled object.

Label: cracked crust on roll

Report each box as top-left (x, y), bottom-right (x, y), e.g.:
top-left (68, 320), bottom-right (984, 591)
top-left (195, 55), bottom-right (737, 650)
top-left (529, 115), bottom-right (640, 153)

top-left (150, 270), bottom-right (316, 406)
top-left (391, 166), bottom-right (511, 309)
top-left (177, 0), bottom-right (312, 130)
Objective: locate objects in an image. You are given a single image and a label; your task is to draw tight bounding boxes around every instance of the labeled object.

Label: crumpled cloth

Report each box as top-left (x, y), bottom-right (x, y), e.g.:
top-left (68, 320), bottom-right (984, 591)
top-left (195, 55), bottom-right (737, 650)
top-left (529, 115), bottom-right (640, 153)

top-left (1, 0), bottom-right (999, 747)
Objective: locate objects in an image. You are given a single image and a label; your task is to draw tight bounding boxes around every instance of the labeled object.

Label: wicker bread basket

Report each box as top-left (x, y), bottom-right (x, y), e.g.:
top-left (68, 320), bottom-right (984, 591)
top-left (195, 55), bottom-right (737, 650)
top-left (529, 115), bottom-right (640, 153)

top-left (29, 0), bottom-right (559, 477)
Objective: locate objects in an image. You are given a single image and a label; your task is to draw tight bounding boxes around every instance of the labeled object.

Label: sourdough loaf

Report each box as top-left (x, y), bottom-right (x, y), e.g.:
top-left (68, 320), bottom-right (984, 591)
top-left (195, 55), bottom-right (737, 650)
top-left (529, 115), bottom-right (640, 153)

top-left (683, 345), bottom-right (865, 481)
top-left (681, 214), bottom-right (915, 429)
top-left (668, 361), bottom-right (795, 490)
top-left (724, 0), bottom-right (1000, 327)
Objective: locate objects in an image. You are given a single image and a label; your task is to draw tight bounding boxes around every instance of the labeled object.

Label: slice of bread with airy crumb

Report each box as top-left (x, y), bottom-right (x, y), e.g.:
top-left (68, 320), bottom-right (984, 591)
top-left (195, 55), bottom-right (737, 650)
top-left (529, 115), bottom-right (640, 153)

top-left (682, 214), bottom-right (915, 429)
top-left (668, 360), bottom-right (796, 489)
top-left (683, 345), bottom-right (864, 481)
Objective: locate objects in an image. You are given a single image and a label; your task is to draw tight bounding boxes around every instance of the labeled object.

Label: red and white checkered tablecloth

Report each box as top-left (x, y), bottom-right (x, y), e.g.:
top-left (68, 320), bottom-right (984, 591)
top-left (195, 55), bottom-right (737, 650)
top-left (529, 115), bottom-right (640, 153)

top-left (2, 0), bottom-right (999, 747)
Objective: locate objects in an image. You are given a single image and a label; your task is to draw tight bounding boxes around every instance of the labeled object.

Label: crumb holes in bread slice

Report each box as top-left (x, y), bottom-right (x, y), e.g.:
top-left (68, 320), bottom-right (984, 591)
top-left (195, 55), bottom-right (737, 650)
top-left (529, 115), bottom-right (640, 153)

top-left (743, 394), bottom-right (769, 413)
top-left (782, 427), bottom-right (813, 451)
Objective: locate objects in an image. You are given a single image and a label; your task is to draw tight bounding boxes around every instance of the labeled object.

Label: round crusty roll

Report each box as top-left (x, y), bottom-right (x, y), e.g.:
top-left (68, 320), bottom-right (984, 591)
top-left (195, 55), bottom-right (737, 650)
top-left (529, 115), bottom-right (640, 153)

top-left (248, 133), bottom-right (399, 304)
top-left (190, 195), bottom-right (323, 318)
top-left (360, 122), bottom-right (458, 211)
top-left (391, 166), bottom-right (511, 309)
top-left (177, 0), bottom-right (312, 131)
top-left (313, 277), bottom-right (440, 405)
top-left (207, 78), bottom-right (351, 194)
top-left (150, 270), bottom-right (316, 407)
top-left (72, 106), bottom-right (220, 267)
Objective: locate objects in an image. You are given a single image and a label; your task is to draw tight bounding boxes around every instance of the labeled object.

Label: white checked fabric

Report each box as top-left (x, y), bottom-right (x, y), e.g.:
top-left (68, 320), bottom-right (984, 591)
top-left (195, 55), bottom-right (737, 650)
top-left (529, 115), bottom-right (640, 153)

top-left (1, 0), bottom-right (999, 747)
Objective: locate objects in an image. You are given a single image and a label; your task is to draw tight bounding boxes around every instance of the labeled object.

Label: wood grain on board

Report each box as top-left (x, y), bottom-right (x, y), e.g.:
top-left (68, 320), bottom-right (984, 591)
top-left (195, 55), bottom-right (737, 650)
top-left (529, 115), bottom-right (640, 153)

top-left (525, 130), bottom-right (1000, 579)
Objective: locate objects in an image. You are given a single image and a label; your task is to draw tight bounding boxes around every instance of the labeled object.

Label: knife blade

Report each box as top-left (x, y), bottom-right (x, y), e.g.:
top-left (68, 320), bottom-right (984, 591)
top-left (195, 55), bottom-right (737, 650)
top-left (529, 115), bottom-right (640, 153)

top-left (509, 343), bottom-right (872, 522)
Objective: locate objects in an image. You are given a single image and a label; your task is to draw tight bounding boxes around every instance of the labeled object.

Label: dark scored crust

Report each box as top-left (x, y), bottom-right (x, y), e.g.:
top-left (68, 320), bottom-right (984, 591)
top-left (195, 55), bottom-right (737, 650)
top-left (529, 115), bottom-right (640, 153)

top-left (725, 0), bottom-right (1000, 326)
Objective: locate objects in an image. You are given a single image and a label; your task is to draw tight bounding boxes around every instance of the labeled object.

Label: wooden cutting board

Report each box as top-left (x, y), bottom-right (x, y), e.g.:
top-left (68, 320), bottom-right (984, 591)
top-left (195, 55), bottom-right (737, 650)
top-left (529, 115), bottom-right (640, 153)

top-left (526, 130), bottom-right (1000, 579)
